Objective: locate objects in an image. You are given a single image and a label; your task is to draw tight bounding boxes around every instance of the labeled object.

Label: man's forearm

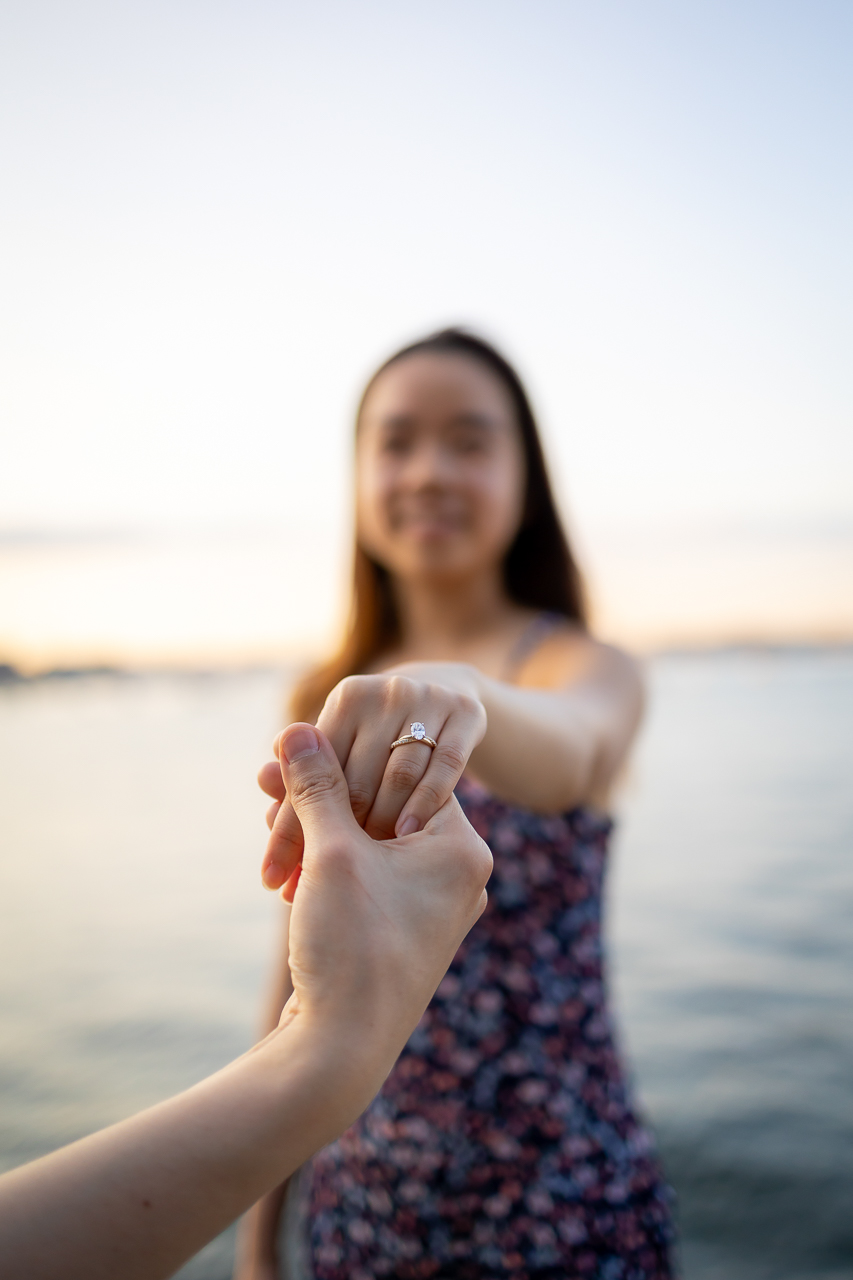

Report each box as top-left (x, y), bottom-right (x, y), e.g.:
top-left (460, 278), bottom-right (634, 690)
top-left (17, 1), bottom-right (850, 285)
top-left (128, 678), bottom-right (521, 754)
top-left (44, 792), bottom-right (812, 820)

top-left (0, 720), bottom-right (492, 1280)
top-left (0, 1017), bottom-right (380, 1280)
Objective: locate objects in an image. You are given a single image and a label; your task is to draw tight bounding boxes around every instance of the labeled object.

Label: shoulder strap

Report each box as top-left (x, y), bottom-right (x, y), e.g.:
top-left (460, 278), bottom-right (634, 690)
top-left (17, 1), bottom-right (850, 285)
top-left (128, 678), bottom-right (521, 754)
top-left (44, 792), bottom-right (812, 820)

top-left (502, 611), bottom-right (563, 683)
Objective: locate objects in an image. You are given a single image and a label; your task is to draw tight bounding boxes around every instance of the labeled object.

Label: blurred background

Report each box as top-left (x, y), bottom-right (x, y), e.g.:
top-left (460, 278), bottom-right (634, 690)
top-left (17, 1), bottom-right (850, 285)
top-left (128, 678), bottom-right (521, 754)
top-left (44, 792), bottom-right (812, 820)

top-left (1, 3), bottom-right (851, 1277)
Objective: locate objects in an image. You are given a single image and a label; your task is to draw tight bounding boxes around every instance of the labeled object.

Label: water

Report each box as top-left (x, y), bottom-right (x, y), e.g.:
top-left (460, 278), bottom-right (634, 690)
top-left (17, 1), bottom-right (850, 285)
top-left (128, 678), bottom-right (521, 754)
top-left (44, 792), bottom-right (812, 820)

top-left (1, 651), bottom-right (851, 1278)
top-left (609, 650), bottom-right (853, 1279)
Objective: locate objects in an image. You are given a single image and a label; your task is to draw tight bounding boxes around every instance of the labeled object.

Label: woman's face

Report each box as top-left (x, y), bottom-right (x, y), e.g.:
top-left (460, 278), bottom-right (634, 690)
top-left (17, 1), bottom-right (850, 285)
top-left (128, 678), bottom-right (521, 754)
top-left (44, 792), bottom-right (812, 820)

top-left (356, 351), bottom-right (526, 585)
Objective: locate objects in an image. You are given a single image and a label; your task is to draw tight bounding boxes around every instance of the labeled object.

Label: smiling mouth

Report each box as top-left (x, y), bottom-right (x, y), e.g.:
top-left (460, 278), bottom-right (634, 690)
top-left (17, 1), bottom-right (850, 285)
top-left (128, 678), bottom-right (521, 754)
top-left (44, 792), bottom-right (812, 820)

top-left (394, 513), bottom-right (466, 538)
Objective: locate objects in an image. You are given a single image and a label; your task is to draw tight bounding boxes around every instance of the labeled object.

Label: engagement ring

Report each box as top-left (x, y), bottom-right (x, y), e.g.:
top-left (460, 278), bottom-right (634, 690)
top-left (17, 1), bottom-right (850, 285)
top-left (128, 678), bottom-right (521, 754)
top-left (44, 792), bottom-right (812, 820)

top-left (390, 721), bottom-right (437, 751)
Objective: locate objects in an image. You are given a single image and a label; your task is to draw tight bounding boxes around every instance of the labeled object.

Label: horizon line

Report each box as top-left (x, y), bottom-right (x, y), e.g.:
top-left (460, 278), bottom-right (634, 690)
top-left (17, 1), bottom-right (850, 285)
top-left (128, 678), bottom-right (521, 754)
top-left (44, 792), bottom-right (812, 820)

top-left (3, 634), bottom-right (853, 683)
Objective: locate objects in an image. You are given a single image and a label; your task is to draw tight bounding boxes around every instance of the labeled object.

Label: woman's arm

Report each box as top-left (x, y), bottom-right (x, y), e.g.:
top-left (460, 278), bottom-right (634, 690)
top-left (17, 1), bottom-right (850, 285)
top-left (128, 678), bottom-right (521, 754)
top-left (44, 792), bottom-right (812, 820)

top-left (395, 635), bottom-right (644, 813)
top-left (0, 724), bottom-right (492, 1280)
top-left (259, 635), bottom-right (641, 895)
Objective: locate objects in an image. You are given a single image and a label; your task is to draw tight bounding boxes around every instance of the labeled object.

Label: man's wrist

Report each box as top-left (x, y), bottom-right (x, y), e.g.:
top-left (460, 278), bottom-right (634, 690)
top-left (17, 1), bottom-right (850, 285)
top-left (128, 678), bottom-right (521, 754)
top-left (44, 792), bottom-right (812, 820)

top-left (251, 1009), bottom-right (393, 1147)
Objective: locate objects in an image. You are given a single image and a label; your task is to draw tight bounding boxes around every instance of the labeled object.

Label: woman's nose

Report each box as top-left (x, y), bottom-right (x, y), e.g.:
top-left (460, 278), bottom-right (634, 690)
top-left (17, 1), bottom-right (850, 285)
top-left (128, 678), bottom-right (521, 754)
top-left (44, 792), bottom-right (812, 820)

top-left (403, 441), bottom-right (454, 488)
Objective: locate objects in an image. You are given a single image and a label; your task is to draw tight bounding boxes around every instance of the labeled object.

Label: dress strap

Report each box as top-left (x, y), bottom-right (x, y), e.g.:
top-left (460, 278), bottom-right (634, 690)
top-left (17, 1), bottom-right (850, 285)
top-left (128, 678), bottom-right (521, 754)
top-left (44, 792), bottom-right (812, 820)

top-left (502, 611), bottom-right (564, 683)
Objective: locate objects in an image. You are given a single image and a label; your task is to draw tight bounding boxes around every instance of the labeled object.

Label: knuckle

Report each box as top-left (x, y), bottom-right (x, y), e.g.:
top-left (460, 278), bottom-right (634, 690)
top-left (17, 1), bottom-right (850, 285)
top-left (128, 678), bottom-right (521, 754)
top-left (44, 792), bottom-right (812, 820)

top-left (330, 675), bottom-right (362, 709)
top-left (435, 740), bottom-right (467, 775)
top-left (457, 692), bottom-right (485, 724)
top-left (271, 798), bottom-right (297, 833)
top-left (384, 673), bottom-right (412, 704)
top-left (386, 753), bottom-right (424, 792)
top-left (475, 834), bottom-right (494, 878)
top-left (289, 767), bottom-right (341, 808)
top-left (329, 673), bottom-right (380, 711)
top-left (459, 829), bottom-right (493, 889)
top-left (347, 781), bottom-right (374, 819)
top-left (326, 673), bottom-right (388, 720)
top-left (415, 776), bottom-right (445, 809)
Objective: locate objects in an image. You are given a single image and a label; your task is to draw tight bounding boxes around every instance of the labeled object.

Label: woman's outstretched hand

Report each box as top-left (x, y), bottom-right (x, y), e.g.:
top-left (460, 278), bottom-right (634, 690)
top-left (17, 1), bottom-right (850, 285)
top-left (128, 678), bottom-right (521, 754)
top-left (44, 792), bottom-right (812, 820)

top-left (260, 664), bottom-right (487, 898)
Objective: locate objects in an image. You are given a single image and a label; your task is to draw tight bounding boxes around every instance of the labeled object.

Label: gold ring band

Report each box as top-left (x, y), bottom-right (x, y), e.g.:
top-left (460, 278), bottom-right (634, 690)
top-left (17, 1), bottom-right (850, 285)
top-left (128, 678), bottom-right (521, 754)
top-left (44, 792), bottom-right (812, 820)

top-left (390, 733), bottom-right (437, 751)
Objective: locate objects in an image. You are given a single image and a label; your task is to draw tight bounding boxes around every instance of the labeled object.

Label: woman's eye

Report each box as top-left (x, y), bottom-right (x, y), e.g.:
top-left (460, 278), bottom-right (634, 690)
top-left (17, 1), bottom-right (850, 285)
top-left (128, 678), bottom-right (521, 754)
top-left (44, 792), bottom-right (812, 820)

top-left (380, 434), bottom-right (412, 455)
top-left (452, 432), bottom-right (489, 455)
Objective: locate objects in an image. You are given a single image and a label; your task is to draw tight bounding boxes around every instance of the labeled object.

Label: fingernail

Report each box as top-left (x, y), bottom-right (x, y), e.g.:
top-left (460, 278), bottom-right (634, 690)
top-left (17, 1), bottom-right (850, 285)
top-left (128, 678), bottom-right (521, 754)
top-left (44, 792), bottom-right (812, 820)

top-left (262, 862), bottom-right (285, 890)
top-left (397, 815), bottom-right (420, 837)
top-left (281, 725), bottom-right (320, 764)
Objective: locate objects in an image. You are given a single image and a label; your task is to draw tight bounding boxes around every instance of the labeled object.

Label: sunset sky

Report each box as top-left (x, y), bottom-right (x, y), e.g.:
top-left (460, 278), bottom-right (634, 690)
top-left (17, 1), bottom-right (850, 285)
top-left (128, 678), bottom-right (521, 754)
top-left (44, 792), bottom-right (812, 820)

top-left (2, 1), bottom-right (851, 668)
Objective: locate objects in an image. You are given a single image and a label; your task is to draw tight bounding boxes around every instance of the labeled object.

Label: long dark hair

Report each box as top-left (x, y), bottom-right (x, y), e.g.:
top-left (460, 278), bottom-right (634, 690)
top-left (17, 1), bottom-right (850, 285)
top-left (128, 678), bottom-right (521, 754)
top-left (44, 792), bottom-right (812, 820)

top-left (290, 328), bottom-right (587, 722)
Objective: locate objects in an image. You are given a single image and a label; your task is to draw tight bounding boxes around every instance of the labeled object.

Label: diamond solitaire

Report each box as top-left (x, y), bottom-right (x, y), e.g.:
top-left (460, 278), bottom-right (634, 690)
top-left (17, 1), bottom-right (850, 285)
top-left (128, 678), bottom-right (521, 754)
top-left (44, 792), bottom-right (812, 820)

top-left (410, 722), bottom-right (426, 740)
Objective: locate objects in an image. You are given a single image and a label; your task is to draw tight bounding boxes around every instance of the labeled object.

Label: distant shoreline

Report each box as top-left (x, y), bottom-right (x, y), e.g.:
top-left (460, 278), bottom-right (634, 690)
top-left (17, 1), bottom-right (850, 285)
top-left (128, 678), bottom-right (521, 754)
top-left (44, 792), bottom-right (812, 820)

top-left (3, 641), bottom-right (852, 686)
top-left (0, 660), bottom-right (304, 685)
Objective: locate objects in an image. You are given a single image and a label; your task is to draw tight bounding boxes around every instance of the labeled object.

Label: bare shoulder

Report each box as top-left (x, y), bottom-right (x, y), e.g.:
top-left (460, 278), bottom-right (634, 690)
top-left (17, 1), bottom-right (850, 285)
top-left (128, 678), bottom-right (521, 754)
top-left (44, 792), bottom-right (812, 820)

top-left (518, 622), bottom-right (644, 701)
top-left (587, 636), bottom-right (645, 704)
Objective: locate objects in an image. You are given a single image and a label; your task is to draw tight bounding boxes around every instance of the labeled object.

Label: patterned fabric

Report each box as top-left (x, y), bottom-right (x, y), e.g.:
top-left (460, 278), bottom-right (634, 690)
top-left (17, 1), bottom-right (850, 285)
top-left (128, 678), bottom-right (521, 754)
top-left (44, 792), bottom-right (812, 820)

top-left (304, 776), bottom-right (675, 1279)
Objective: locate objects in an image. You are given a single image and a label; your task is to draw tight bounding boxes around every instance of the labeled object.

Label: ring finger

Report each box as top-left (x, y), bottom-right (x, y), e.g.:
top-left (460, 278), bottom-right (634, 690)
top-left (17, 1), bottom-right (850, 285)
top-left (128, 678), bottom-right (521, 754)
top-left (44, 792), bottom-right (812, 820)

top-left (363, 715), bottom-right (450, 840)
top-left (391, 704), bottom-right (484, 837)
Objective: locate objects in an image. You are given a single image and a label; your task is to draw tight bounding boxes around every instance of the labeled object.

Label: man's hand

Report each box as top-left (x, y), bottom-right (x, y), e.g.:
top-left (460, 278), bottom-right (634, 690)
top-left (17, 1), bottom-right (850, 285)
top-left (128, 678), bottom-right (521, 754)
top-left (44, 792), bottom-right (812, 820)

top-left (0, 724), bottom-right (491, 1280)
top-left (273, 721), bottom-right (491, 1065)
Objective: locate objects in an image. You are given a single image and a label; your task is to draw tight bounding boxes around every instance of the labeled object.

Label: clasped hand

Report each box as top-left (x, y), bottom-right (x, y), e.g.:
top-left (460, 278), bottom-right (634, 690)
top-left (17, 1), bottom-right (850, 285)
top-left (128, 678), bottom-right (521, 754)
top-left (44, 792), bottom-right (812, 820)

top-left (260, 665), bottom-right (487, 900)
top-left (273, 719), bottom-right (491, 1067)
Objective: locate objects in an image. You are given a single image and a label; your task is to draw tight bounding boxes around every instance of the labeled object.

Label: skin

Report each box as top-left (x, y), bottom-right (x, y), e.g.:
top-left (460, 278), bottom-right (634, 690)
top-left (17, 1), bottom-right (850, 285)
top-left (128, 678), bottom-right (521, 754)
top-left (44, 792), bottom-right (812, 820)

top-left (236, 350), bottom-right (644, 1279)
top-left (0, 725), bottom-right (491, 1280)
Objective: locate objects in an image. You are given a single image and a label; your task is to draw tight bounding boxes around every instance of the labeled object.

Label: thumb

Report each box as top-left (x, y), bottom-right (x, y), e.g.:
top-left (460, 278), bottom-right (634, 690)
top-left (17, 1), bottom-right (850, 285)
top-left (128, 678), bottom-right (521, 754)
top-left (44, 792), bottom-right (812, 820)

top-left (277, 723), bottom-right (356, 846)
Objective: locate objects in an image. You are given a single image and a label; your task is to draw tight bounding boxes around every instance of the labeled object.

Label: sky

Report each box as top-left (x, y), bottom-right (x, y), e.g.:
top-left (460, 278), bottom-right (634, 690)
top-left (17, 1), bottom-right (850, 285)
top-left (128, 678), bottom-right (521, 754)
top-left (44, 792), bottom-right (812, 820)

top-left (2, 1), bottom-right (852, 667)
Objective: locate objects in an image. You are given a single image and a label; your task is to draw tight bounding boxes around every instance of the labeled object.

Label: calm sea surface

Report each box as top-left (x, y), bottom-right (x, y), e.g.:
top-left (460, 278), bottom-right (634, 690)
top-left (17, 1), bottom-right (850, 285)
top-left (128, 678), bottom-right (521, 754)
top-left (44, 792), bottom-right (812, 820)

top-left (1, 650), bottom-right (851, 1279)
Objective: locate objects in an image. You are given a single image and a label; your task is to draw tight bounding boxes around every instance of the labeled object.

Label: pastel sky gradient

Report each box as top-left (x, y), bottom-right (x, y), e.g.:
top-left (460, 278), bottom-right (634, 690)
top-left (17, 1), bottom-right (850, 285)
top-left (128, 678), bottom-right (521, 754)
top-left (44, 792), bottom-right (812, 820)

top-left (2, 1), bottom-right (851, 666)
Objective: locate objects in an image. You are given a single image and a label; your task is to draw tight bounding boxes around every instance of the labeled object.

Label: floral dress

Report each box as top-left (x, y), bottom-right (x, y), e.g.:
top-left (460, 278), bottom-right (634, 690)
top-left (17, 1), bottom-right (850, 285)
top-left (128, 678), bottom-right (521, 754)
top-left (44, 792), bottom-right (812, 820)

top-left (303, 776), bottom-right (675, 1279)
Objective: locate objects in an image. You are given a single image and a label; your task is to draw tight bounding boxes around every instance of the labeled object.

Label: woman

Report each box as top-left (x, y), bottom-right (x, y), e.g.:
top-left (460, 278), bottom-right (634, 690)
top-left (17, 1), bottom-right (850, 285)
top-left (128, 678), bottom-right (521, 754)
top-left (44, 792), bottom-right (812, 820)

top-left (238, 329), bottom-right (674, 1279)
